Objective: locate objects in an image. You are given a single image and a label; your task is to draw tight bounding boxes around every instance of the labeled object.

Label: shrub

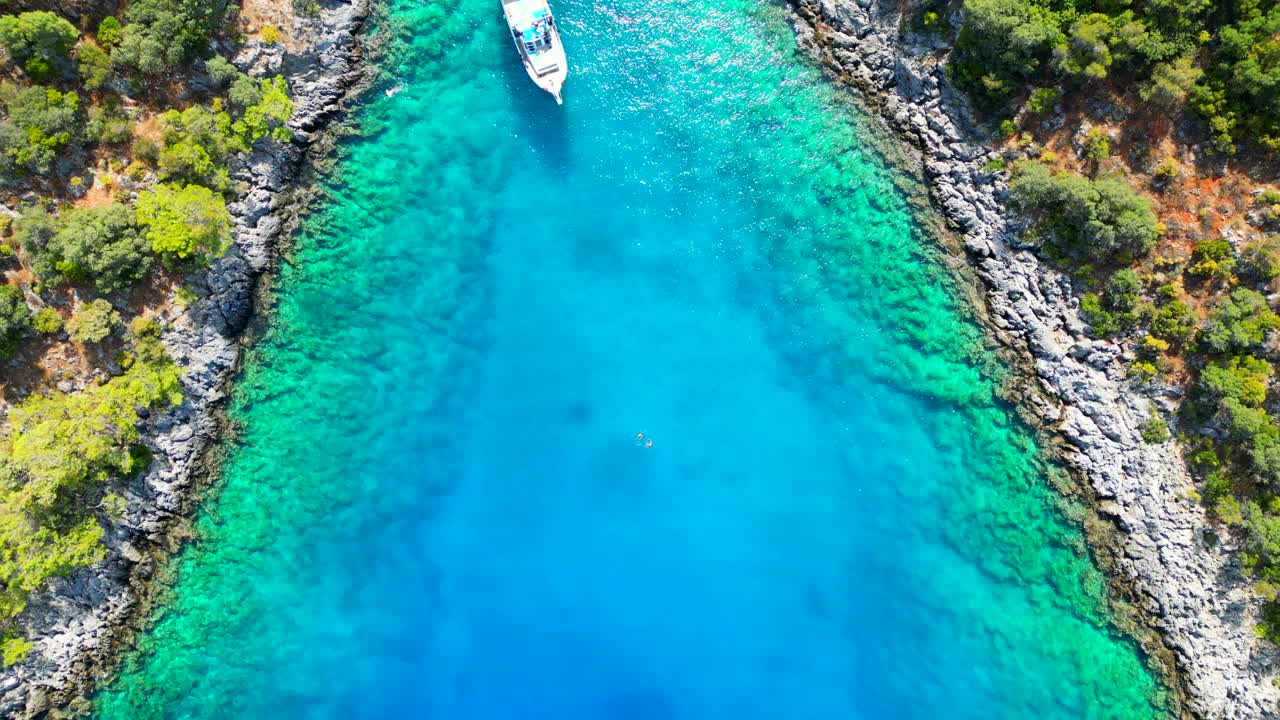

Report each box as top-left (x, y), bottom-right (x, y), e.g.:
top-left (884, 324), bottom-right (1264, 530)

top-left (132, 136), bottom-right (160, 165)
top-left (1026, 86), bottom-right (1060, 116)
top-left (1011, 162), bottom-right (1158, 262)
top-left (0, 12), bottom-right (78, 80)
top-left (135, 183), bottom-right (232, 262)
top-left (100, 492), bottom-right (127, 518)
top-left (1106, 268), bottom-right (1142, 310)
top-left (261, 23), bottom-right (280, 45)
top-left (30, 308), bottom-right (60, 334)
top-left (1153, 157), bottom-right (1181, 187)
top-left (1142, 414), bottom-right (1171, 443)
top-left (66, 298), bottom-right (119, 344)
top-left (42, 204), bottom-right (151, 294)
top-left (1241, 237), bottom-right (1280, 282)
top-left (1081, 292), bottom-right (1119, 336)
top-left (1084, 129), bottom-right (1110, 163)
top-left (0, 285), bottom-right (30, 357)
top-left (1129, 360), bottom-right (1159, 381)
top-left (86, 102), bottom-right (131, 145)
top-left (1217, 495), bottom-right (1246, 526)
top-left (0, 636), bottom-right (31, 666)
top-left (1199, 288), bottom-right (1280, 354)
top-left (1189, 238), bottom-right (1236, 279)
top-left (1137, 334), bottom-right (1170, 357)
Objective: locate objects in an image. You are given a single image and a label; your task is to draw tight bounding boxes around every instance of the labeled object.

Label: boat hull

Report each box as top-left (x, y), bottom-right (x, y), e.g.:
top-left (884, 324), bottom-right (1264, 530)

top-left (502, 0), bottom-right (568, 104)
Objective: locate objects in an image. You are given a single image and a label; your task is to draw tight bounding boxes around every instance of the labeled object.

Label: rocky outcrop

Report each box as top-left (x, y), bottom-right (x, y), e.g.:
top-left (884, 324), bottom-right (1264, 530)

top-left (0, 0), bottom-right (369, 715)
top-left (784, 0), bottom-right (1280, 717)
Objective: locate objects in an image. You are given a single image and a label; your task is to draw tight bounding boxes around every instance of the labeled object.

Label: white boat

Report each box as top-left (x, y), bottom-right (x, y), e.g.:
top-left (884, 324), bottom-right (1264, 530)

top-left (502, 0), bottom-right (567, 104)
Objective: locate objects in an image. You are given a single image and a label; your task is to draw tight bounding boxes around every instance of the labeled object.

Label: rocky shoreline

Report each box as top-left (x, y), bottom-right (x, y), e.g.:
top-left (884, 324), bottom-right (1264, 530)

top-left (0, 0), bottom-right (370, 715)
top-left (781, 0), bottom-right (1280, 717)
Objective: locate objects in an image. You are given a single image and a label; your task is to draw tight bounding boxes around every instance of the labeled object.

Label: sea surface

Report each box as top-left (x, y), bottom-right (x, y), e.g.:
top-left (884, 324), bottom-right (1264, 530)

top-left (96, 0), bottom-right (1167, 717)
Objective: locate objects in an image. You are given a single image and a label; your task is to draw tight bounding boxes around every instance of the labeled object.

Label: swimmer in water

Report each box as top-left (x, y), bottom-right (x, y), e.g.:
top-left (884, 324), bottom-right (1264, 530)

top-left (645, 439), bottom-right (654, 448)
top-left (636, 432), bottom-right (644, 440)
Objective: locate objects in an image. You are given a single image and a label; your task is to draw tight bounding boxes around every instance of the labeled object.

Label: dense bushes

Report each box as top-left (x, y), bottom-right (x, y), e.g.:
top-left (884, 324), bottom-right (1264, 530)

top-left (1188, 2), bottom-right (1280, 154)
top-left (950, 0), bottom-right (1060, 111)
top-left (0, 322), bottom-right (180, 620)
top-left (949, 0), bottom-right (1280, 154)
top-left (1198, 288), bottom-right (1280, 354)
top-left (114, 0), bottom-right (228, 75)
top-left (1010, 161), bottom-right (1159, 261)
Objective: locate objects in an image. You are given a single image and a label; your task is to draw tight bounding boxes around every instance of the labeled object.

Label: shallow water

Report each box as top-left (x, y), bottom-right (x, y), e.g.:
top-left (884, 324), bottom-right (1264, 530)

top-left (97, 0), bottom-right (1166, 717)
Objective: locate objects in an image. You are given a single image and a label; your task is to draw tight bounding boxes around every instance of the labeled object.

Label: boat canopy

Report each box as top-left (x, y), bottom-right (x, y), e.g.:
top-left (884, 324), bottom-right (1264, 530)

top-left (507, 0), bottom-right (555, 56)
top-left (507, 0), bottom-right (550, 26)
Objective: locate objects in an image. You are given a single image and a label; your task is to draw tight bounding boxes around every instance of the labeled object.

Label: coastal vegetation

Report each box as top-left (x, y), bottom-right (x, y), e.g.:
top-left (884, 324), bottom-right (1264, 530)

top-left (936, 0), bottom-right (1280, 643)
top-left (0, 0), bottom-right (293, 662)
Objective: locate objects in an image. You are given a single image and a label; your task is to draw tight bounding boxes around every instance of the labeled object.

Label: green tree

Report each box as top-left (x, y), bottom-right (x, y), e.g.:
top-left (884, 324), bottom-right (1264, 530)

top-left (235, 75), bottom-right (293, 144)
top-left (204, 54), bottom-right (243, 88)
top-left (1151, 300), bottom-right (1195, 343)
top-left (30, 308), bottom-right (60, 334)
top-left (96, 16), bottom-right (122, 48)
top-left (66, 298), bottom-right (119, 344)
top-left (75, 41), bottom-right (112, 90)
top-left (1141, 56), bottom-right (1203, 107)
top-left (135, 183), bottom-right (232, 261)
top-left (1010, 162), bottom-right (1158, 261)
top-left (35, 205), bottom-right (151, 294)
top-left (950, 0), bottom-right (1061, 110)
top-left (157, 104), bottom-right (232, 186)
top-left (0, 12), bottom-right (78, 80)
top-left (0, 285), bottom-right (30, 357)
top-left (1025, 86), bottom-right (1060, 115)
top-left (113, 0), bottom-right (228, 75)
top-left (1054, 13), bottom-right (1115, 80)
top-left (0, 83), bottom-right (83, 176)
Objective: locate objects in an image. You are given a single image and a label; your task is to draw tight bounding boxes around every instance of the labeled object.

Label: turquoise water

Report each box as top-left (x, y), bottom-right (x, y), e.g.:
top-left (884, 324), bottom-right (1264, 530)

top-left (96, 0), bottom-right (1167, 717)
